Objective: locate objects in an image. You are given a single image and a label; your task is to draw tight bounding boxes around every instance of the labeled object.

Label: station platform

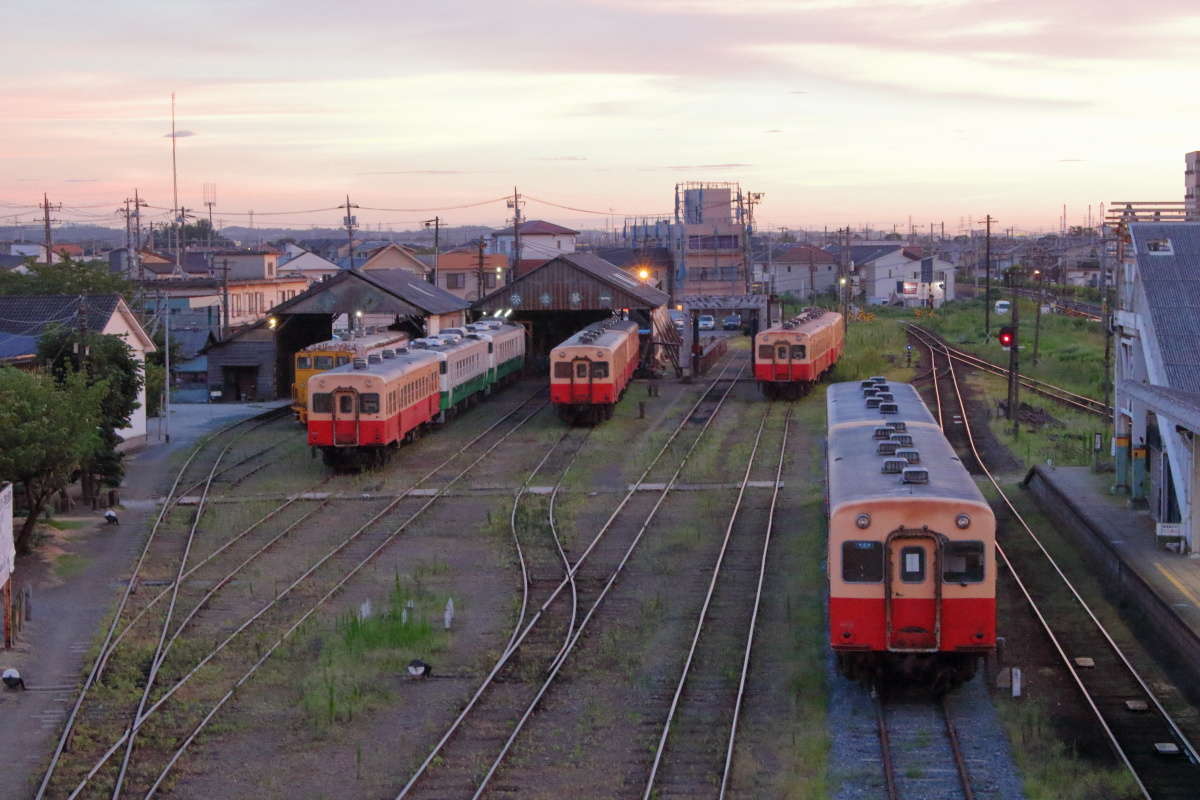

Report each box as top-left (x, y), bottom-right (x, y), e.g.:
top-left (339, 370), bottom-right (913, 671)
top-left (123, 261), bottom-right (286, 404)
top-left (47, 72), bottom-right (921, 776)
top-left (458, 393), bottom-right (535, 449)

top-left (1022, 465), bottom-right (1200, 675)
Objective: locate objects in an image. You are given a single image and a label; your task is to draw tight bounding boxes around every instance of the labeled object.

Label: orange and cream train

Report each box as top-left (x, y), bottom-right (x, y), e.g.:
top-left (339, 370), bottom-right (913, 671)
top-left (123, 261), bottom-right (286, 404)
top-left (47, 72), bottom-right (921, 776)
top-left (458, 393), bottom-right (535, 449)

top-left (753, 308), bottom-right (844, 398)
top-left (827, 379), bottom-right (995, 688)
top-left (550, 318), bottom-right (640, 423)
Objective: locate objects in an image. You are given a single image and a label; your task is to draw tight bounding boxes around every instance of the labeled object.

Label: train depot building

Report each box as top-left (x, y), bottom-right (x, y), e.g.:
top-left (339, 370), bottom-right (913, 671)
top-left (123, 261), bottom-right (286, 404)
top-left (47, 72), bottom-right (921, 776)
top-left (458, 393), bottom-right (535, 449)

top-left (1113, 222), bottom-right (1200, 553)
top-left (473, 252), bottom-right (680, 373)
top-left (203, 268), bottom-right (468, 402)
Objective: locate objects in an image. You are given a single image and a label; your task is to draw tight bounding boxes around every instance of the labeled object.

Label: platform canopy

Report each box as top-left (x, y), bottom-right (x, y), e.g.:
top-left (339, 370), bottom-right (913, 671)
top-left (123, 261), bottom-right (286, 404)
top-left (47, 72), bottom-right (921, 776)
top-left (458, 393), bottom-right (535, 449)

top-left (473, 253), bottom-right (668, 315)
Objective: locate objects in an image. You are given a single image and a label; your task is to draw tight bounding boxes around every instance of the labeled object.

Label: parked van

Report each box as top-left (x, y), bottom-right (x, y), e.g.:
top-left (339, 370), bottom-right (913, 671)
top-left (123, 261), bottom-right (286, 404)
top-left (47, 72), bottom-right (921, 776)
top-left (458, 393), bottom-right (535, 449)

top-left (994, 300), bottom-right (1011, 315)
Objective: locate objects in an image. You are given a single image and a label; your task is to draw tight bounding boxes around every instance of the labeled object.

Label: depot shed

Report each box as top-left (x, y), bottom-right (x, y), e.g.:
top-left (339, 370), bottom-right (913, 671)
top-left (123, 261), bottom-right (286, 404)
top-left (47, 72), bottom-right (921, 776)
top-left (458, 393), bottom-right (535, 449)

top-left (204, 268), bottom-right (468, 402)
top-left (473, 252), bottom-right (678, 371)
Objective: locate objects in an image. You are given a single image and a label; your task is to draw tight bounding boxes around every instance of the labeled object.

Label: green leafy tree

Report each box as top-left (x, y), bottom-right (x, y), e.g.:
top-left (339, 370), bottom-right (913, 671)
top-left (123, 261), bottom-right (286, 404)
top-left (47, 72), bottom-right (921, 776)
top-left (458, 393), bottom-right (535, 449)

top-left (38, 325), bottom-right (143, 499)
top-left (0, 258), bottom-right (134, 299)
top-left (150, 217), bottom-right (231, 250)
top-left (0, 368), bottom-right (104, 552)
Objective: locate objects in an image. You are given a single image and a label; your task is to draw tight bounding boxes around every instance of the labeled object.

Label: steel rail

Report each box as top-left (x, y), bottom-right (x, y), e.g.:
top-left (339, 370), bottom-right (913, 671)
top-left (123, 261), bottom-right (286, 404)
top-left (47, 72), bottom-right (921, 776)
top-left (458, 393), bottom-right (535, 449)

top-left (470, 359), bottom-right (749, 799)
top-left (34, 406), bottom-right (283, 800)
top-left (941, 696), bottom-right (976, 800)
top-left (545, 428), bottom-right (591, 669)
top-left (394, 355), bottom-right (747, 799)
top-left (915, 327), bottom-right (1184, 799)
top-left (719, 406), bottom-right (791, 799)
top-left (60, 391), bottom-right (549, 799)
top-left (643, 405), bottom-right (772, 798)
top-left (875, 690), bottom-right (899, 800)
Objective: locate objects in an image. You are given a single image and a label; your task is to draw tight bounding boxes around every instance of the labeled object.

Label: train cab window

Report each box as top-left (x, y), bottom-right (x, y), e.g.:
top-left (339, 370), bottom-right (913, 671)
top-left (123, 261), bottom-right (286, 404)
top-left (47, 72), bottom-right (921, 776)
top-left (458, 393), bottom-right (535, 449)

top-left (336, 356), bottom-right (350, 366)
top-left (315, 356), bottom-right (334, 369)
top-left (791, 344), bottom-right (806, 359)
top-left (590, 362), bottom-right (609, 378)
top-left (900, 546), bottom-right (925, 583)
top-left (576, 362), bottom-right (588, 379)
top-left (758, 345), bottom-right (773, 360)
top-left (360, 393), bottom-right (379, 414)
top-left (776, 345), bottom-right (788, 360)
top-left (554, 362), bottom-right (572, 378)
top-left (312, 393), bottom-right (332, 413)
top-left (943, 541), bottom-right (984, 583)
top-left (842, 541), bottom-right (883, 582)
top-left (297, 356), bottom-right (312, 369)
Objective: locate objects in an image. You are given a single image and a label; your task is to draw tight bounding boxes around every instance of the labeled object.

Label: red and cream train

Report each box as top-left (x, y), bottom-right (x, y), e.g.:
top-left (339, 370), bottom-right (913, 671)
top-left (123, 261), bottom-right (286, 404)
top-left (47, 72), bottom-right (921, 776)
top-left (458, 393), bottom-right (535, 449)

top-left (753, 308), bottom-right (844, 397)
top-left (549, 318), bottom-right (641, 423)
top-left (826, 379), bottom-right (995, 688)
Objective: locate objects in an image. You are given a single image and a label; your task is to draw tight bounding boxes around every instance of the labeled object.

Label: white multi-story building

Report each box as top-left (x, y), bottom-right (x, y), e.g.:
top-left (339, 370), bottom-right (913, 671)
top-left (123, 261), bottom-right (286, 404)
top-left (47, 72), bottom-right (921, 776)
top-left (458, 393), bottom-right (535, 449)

top-left (489, 220), bottom-right (578, 263)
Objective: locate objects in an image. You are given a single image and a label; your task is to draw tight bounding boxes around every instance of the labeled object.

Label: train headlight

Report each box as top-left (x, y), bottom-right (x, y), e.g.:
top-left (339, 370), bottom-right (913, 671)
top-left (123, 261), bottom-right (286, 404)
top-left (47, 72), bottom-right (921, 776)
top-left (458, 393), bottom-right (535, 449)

top-left (955, 513), bottom-right (971, 529)
top-left (855, 513), bottom-right (871, 529)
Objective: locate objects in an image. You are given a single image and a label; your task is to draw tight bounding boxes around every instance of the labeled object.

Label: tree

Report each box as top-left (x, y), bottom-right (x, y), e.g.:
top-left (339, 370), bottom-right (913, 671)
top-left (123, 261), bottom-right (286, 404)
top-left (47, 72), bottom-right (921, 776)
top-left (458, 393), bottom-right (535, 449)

top-left (38, 325), bottom-right (143, 499)
top-left (150, 217), bottom-right (232, 250)
top-left (0, 368), bottom-right (103, 553)
top-left (0, 258), bottom-right (134, 299)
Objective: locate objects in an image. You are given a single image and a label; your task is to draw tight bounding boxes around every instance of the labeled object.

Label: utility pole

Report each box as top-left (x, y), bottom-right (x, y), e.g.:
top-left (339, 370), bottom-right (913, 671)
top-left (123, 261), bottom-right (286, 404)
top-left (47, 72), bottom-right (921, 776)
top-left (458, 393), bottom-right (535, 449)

top-left (808, 244), bottom-right (816, 301)
top-left (118, 199), bottom-right (132, 254)
top-left (745, 191), bottom-right (763, 295)
top-left (1007, 269), bottom-right (1020, 439)
top-left (177, 207), bottom-right (194, 270)
top-left (476, 238), bottom-right (486, 302)
top-left (340, 195), bottom-right (359, 268)
top-left (170, 92), bottom-right (181, 274)
top-left (839, 227), bottom-right (850, 335)
top-left (424, 216), bottom-right (440, 286)
top-left (203, 183), bottom-right (217, 250)
top-left (40, 193), bottom-right (60, 264)
top-left (507, 186), bottom-right (523, 282)
top-left (1101, 223), bottom-right (1115, 416)
top-left (981, 214), bottom-right (995, 337)
top-left (1032, 257), bottom-right (1044, 366)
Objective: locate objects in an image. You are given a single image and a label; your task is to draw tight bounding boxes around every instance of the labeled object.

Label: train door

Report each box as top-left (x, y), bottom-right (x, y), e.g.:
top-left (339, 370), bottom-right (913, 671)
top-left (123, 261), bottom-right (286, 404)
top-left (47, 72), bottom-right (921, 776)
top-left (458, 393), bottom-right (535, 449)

top-left (884, 529), bottom-right (940, 651)
top-left (569, 357), bottom-right (592, 402)
top-left (330, 388), bottom-right (359, 446)
top-left (773, 338), bottom-right (791, 380)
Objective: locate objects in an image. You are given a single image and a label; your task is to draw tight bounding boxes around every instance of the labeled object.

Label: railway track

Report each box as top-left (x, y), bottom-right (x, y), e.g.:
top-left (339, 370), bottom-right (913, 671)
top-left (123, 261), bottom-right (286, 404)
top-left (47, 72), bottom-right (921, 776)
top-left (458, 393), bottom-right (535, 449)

top-left (912, 326), bottom-right (1200, 799)
top-left (39, 389), bottom-right (552, 799)
top-left (641, 404), bottom-right (791, 799)
top-left (875, 689), bottom-right (975, 800)
top-left (907, 324), bottom-right (1111, 417)
top-left (397, 352), bottom-right (750, 799)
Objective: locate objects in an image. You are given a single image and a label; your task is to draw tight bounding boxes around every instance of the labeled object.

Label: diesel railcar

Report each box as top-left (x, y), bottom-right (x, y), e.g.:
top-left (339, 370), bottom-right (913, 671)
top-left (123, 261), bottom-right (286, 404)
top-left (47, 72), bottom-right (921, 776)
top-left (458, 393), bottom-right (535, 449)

top-left (826, 379), bottom-right (996, 689)
top-left (291, 331), bottom-right (410, 423)
top-left (754, 308), bottom-right (844, 398)
top-left (550, 318), bottom-right (640, 423)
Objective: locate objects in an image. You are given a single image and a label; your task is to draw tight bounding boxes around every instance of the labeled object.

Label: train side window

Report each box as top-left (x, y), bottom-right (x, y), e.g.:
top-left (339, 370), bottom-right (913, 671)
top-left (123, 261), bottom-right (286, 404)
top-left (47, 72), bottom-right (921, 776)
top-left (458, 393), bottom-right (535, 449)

top-left (312, 393), bottom-right (332, 413)
top-left (900, 546), bottom-right (925, 583)
top-left (336, 356), bottom-right (350, 366)
top-left (360, 394), bottom-right (379, 414)
top-left (842, 541), bottom-right (883, 582)
top-left (554, 362), bottom-right (572, 378)
top-left (591, 362), bottom-right (609, 378)
top-left (315, 356), bottom-right (334, 369)
top-left (338, 395), bottom-right (354, 414)
top-left (576, 362), bottom-right (588, 379)
top-left (758, 345), bottom-right (773, 360)
top-left (297, 356), bottom-right (312, 369)
top-left (943, 541), bottom-right (984, 583)
top-left (791, 344), bottom-right (806, 359)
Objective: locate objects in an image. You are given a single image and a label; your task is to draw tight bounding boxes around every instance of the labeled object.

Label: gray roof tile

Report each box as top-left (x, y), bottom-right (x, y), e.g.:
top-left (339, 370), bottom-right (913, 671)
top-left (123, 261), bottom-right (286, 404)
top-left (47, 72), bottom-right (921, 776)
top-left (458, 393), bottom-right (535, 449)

top-left (1131, 223), bottom-right (1200, 393)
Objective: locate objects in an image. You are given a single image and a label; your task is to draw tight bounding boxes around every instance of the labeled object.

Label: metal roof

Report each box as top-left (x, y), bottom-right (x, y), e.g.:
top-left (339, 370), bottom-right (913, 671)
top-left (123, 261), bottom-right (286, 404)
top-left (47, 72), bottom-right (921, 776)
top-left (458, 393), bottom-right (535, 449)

top-left (1120, 380), bottom-right (1200, 432)
top-left (474, 253), bottom-right (668, 312)
top-left (553, 318), bottom-right (639, 349)
top-left (826, 244), bottom-right (903, 265)
top-left (826, 380), bottom-right (938, 428)
top-left (1129, 223), bottom-right (1200, 393)
top-left (0, 294), bottom-right (123, 363)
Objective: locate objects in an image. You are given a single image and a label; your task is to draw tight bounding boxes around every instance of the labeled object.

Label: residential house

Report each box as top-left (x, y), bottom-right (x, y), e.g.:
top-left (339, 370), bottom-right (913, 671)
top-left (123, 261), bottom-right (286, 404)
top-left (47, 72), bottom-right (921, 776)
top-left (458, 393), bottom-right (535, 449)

top-left (0, 294), bottom-right (155, 446)
top-left (489, 220), bottom-right (578, 263)
top-left (416, 247), bottom-right (510, 301)
top-left (0, 254), bottom-right (30, 274)
top-left (828, 244), bottom-right (956, 307)
top-left (277, 244), bottom-right (341, 283)
top-left (351, 243), bottom-right (428, 276)
top-left (757, 244), bottom-right (839, 299)
top-left (9, 243), bottom-right (60, 264)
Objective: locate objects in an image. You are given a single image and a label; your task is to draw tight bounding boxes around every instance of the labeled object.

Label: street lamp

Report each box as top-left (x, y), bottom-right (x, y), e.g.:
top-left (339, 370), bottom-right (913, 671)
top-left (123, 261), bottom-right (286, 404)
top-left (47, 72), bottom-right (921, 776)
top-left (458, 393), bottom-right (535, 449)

top-left (638, 268), bottom-right (651, 282)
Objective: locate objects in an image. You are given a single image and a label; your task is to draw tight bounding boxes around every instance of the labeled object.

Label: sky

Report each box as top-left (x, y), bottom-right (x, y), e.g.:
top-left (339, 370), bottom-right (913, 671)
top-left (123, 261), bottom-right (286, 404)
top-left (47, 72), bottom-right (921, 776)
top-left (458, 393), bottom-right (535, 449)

top-left (4, 0), bottom-right (1200, 236)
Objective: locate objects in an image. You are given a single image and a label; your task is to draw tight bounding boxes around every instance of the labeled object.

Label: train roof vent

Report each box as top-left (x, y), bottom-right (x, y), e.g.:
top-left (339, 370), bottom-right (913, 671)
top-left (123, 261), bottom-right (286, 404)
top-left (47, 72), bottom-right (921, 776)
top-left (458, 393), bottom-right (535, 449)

top-left (441, 328), bottom-right (465, 336)
top-left (367, 353), bottom-right (382, 364)
top-left (866, 397), bottom-right (882, 408)
top-left (893, 433), bottom-right (914, 447)
top-left (410, 340), bottom-right (429, 349)
top-left (886, 421), bottom-right (906, 431)
top-left (863, 387), bottom-right (879, 397)
top-left (877, 440), bottom-right (901, 456)
top-left (869, 376), bottom-right (887, 383)
top-left (353, 358), bottom-right (367, 370)
top-left (902, 467), bottom-right (930, 484)
top-left (881, 458), bottom-right (907, 474)
top-left (877, 392), bottom-right (895, 402)
top-left (873, 426), bottom-right (893, 440)
top-left (860, 379), bottom-right (876, 389)
top-left (897, 448), bottom-right (920, 464)
top-left (395, 346), bottom-right (409, 354)
top-left (874, 384), bottom-right (890, 394)
top-left (879, 402), bottom-right (899, 415)
top-left (381, 349), bottom-right (395, 359)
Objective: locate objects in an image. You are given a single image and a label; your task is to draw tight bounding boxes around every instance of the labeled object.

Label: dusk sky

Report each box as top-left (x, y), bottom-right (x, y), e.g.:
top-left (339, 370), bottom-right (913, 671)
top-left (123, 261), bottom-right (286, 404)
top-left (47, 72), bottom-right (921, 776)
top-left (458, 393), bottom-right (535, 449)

top-left (5, 0), bottom-right (1199, 235)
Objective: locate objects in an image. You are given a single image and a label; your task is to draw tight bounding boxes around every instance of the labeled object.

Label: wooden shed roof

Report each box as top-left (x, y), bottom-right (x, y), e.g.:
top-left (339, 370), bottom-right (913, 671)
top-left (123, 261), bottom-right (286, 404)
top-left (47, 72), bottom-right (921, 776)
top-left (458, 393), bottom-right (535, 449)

top-left (473, 253), bottom-right (668, 314)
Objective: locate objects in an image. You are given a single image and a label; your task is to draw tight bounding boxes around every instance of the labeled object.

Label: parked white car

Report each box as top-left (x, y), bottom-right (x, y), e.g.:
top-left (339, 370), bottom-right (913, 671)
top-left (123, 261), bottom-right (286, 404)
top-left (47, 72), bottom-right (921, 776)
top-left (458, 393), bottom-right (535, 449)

top-left (698, 314), bottom-right (716, 330)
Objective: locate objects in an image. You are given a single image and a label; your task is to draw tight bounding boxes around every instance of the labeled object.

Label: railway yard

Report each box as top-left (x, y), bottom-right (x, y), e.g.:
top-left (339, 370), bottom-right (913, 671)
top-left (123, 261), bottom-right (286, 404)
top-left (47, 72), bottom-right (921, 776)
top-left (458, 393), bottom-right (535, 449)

top-left (18, 315), bottom-right (1200, 800)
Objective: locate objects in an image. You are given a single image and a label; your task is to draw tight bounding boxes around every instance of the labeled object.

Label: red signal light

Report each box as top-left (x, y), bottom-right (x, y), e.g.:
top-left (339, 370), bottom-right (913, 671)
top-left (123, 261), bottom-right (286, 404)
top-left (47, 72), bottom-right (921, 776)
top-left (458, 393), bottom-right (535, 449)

top-left (997, 326), bottom-right (1016, 348)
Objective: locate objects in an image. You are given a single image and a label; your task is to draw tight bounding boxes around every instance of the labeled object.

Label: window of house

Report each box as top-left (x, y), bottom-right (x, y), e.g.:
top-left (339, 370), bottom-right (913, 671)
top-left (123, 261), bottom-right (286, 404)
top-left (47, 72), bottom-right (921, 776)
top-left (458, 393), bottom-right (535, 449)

top-left (484, 273), bottom-right (497, 289)
top-left (842, 541), bottom-right (883, 582)
top-left (446, 273), bottom-right (466, 289)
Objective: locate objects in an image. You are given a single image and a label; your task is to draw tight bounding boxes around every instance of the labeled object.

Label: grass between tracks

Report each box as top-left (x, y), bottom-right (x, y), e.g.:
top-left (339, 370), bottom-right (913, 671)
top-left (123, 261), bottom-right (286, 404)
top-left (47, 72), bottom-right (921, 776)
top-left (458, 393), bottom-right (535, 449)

top-left (919, 297), bottom-right (1106, 400)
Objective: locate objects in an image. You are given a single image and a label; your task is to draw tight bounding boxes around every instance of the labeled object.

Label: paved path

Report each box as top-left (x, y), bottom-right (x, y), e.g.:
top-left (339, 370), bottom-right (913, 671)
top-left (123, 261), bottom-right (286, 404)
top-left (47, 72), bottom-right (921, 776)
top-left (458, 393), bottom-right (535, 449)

top-left (1030, 465), bottom-right (1200, 639)
top-left (0, 401), bottom-right (285, 800)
